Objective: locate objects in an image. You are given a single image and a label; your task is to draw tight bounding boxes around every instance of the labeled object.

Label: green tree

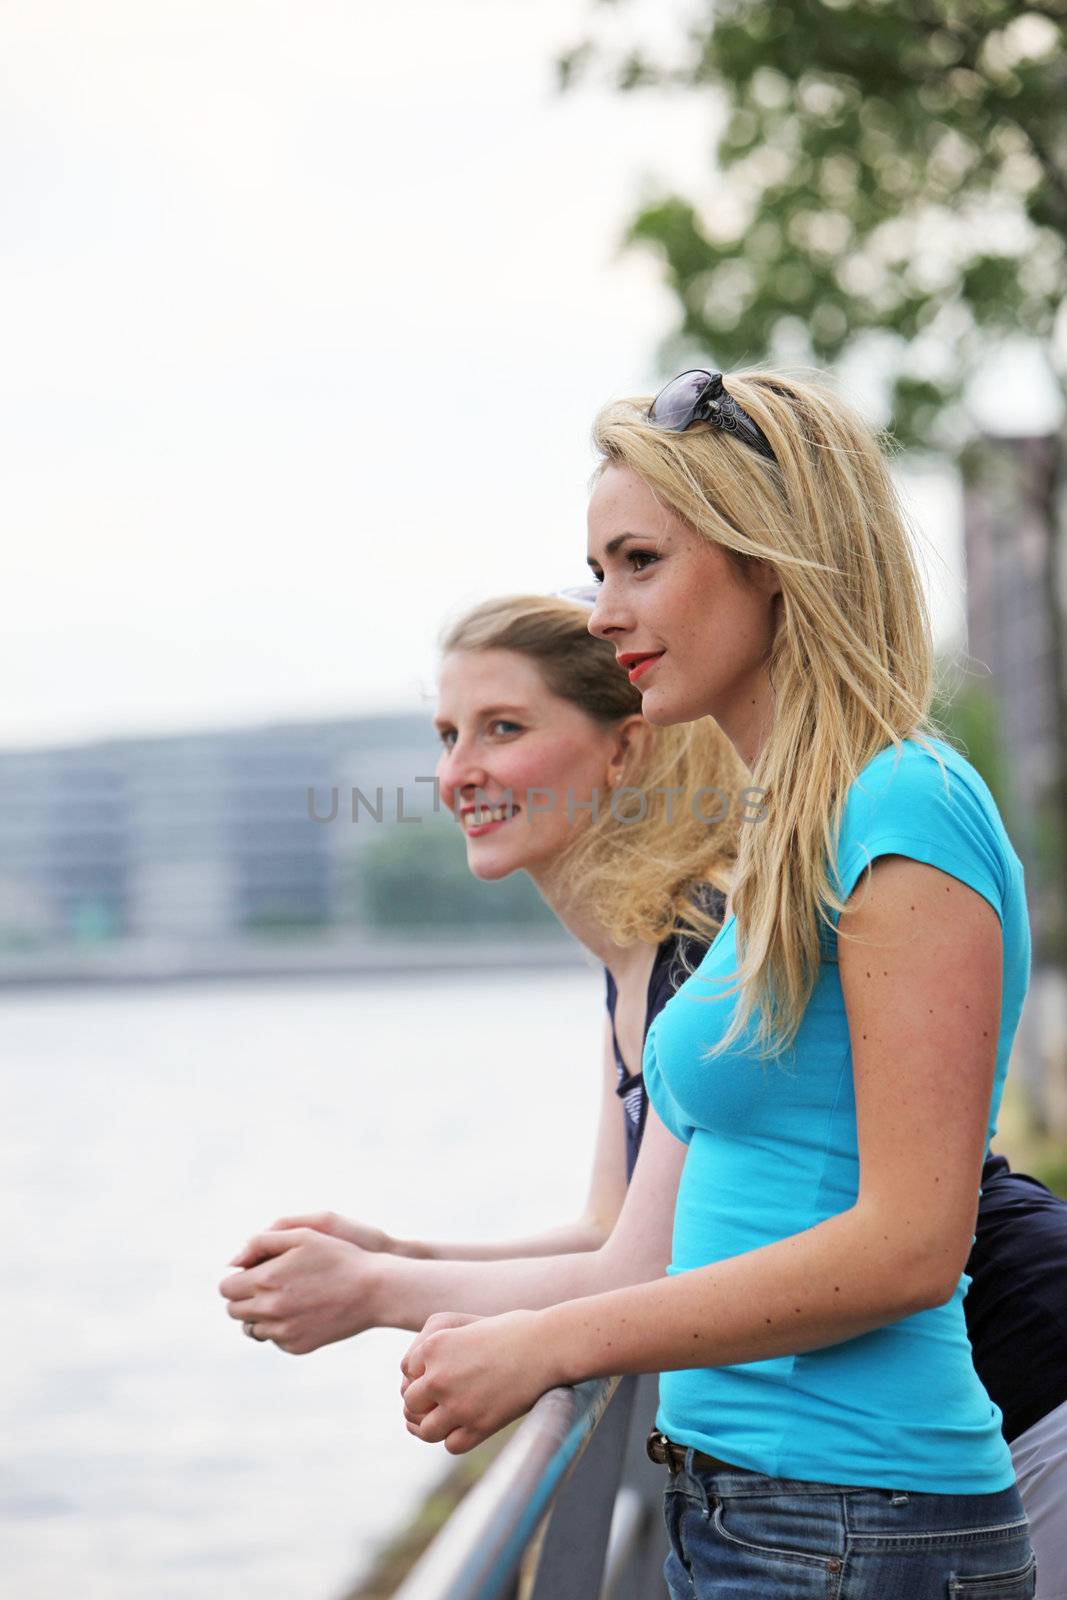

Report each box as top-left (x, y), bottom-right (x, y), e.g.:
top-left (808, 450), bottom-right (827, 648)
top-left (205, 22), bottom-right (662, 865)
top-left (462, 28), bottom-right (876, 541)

top-left (932, 668), bottom-right (1008, 817)
top-left (559, 0), bottom-right (1066, 448)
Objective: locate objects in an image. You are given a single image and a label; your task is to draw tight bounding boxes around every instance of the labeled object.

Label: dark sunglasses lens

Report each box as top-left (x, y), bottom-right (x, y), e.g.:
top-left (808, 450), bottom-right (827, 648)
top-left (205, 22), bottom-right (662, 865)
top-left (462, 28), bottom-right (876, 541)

top-left (649, 371), bottom-right (711, 429)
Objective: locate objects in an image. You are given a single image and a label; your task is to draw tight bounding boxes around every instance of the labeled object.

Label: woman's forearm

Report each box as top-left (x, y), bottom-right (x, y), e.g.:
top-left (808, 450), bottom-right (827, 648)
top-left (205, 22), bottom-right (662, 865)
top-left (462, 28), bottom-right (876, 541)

top-left (393, 1215), bottom-right (610, 1262)
top-left (369, 1222), bottom-right (663, 1331)
top-left (538, 1203), bottom-right (949, 1389)
top-left (396, 1201), bottom-right (957, 1455)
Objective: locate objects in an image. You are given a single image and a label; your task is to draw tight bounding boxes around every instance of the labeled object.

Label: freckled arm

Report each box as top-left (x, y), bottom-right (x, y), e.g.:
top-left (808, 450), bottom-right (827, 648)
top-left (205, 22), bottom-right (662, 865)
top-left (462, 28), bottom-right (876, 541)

top-left (525, 858), bottom-right (1001, 1390)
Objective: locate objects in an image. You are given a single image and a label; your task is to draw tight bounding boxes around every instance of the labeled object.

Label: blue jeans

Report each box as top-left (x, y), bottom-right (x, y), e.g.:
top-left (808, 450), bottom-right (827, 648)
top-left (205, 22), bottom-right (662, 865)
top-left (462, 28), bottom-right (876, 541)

top-left (662, 1448), bottom-right (1036, 1598)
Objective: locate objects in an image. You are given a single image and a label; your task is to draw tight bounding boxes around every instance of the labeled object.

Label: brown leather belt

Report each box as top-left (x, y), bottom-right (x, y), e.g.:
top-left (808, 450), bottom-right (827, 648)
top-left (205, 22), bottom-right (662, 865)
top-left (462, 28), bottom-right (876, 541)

top-left (645, 1427), bottom-right (755, 1477)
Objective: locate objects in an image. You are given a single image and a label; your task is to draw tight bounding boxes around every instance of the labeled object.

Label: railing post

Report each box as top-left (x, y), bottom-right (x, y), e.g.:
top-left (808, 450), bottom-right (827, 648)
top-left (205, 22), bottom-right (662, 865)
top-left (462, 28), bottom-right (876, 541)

top-left (520, 1375), bottom-right (638, 1600)
top-left (599, 1371), bottom-right (671, 1599)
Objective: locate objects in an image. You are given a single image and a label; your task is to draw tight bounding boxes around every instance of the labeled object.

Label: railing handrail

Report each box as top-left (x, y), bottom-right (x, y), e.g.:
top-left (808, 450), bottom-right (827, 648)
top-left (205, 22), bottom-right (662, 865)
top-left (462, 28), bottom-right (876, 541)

top-left (392, 1376), bottom-right (621, 1600)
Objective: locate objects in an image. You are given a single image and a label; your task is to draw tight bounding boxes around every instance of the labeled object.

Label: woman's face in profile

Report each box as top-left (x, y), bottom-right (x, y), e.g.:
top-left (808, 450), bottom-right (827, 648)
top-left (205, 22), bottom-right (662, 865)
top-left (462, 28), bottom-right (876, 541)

top-left (586, 462), bottom-right (780, 738)
top-left (433, 647), bottom-right (622, 881)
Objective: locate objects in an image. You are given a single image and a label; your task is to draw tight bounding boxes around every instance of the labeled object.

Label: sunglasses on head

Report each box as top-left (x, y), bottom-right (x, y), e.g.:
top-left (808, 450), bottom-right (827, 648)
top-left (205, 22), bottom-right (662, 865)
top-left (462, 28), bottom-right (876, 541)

top-left (647, 369), bottom-right (777, 464)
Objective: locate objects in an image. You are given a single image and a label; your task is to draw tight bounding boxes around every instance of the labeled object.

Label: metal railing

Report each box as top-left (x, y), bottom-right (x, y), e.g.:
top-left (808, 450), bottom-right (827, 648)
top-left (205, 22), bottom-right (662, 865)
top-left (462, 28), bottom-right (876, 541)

top-left (392, 1372), bottom-right (669, 1600)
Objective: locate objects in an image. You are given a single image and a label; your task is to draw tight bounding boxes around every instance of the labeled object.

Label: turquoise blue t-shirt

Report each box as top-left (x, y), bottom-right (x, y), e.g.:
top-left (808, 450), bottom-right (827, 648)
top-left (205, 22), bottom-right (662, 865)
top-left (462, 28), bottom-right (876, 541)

top-left (643, 735), bottom-right (1031, 1493)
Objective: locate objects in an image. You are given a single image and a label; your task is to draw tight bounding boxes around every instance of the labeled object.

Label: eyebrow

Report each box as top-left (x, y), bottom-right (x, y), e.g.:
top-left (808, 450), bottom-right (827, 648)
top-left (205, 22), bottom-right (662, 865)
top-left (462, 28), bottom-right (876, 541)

top-left (587, 532), bottom-right (652, 567)
top-left (432, 704), bottom-right (530, 728)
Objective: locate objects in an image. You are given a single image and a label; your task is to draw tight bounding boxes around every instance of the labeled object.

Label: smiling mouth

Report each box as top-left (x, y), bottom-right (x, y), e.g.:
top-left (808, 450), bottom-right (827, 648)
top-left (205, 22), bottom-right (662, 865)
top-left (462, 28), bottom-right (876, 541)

top-left (461, 802), bottom-right (520, 832)
top-left (626, 653), bottom-right (664, 682)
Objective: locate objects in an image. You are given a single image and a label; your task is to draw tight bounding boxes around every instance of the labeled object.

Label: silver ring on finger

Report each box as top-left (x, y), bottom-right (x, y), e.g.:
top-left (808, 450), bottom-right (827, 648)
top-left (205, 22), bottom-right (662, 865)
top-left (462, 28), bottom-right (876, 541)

top-left (243, 1321), bottom-right (266, 1341)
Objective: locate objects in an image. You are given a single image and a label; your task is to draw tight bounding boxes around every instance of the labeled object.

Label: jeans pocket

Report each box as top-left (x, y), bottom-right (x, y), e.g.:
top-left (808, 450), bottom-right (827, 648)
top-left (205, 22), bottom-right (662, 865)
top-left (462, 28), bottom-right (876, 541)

top-left (711, 1496), bottom-right (840, 1571)
top-left (947, 1551), bottom-right (1037, 1597)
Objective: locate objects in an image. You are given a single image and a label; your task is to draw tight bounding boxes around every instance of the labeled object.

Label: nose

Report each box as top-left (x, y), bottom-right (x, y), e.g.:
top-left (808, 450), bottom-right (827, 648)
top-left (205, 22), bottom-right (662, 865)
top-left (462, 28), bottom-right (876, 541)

top-left (587, 578), bottom-right (630, 643)
top-left (436, 737), bottom-right (489, 810)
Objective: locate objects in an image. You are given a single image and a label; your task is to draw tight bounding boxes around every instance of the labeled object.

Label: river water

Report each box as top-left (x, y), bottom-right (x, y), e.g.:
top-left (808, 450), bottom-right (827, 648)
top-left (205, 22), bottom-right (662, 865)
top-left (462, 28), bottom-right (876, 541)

top-left (1, 962), bottom-right (604, 1599)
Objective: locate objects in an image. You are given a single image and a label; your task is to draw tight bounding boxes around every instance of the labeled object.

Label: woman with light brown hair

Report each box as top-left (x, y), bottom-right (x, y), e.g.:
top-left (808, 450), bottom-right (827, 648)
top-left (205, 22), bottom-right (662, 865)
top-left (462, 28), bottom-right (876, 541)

top-left (221, 591), bottom-right (750, 1333)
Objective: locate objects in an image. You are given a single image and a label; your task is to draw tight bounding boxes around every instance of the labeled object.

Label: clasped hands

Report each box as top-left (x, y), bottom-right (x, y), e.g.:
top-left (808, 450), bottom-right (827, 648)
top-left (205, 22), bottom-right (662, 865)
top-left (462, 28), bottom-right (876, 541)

top-left (218, 1210), bottom-right (386, 1354)
top-left (219, 1211), bottom-right (558, 1451)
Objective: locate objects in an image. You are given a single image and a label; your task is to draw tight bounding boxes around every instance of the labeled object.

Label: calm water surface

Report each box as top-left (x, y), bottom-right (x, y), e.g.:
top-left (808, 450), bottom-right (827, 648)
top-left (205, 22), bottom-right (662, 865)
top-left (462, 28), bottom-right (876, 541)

top-left (1, 963), bottom-right (603, 1599)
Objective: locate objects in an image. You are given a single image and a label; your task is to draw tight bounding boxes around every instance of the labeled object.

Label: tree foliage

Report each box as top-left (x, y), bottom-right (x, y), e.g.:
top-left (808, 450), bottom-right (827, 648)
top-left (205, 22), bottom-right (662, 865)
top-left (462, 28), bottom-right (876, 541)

top-left (560, 0), bottom-right (1067, 448)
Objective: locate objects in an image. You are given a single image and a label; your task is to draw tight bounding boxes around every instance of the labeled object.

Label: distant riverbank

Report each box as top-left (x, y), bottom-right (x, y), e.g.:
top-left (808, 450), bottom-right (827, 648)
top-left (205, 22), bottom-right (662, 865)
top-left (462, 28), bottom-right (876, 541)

top-left (0, 929), bottom-right (585, 991)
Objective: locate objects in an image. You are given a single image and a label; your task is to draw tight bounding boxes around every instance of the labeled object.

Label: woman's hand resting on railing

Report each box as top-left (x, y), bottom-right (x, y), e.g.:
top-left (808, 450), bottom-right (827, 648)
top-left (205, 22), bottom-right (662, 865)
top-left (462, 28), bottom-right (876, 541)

top-left (400, 1308), bottom-right (560, 1454)
top-left (218, 1228), bottom-right (379, 1353)
top-left (397, 1310), bottom-right (482, 1405)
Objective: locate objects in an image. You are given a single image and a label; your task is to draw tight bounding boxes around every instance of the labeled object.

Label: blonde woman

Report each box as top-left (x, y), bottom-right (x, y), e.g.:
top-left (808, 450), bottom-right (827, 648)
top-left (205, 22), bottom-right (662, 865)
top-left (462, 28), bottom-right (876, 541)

top-left (398, 373), bottom-right (1042, 1598)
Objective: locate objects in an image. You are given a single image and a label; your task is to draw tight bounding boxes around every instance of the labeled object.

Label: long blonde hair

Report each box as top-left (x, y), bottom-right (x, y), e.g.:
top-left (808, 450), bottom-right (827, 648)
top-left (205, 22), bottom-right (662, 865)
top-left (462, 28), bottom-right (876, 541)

top-left (439, 594), bottom-right (750, 950)
top-left (591, 369), bottom-right (953, 1060)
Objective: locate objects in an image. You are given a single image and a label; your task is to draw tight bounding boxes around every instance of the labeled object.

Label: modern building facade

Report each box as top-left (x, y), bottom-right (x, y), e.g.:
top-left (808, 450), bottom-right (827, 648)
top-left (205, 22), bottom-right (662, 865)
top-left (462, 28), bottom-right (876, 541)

top-left (0, 712), bottom-right (441, 953)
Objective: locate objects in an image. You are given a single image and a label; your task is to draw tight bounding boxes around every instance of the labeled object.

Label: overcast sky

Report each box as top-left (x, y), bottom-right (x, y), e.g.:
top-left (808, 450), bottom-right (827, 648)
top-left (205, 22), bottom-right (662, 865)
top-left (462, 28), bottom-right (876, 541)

top-left (3, 1), bottom-right (1063, 751)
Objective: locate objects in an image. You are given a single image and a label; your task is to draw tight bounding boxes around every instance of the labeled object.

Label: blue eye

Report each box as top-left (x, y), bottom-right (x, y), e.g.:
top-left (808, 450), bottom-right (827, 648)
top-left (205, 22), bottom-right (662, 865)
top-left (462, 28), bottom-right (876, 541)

top-left (490, 720), bottom-right (521, 736)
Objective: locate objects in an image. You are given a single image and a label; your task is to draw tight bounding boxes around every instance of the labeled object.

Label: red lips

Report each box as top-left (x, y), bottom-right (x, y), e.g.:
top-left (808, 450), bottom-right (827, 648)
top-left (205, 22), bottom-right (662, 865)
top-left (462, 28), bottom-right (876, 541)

top-left (617, 651), bottom-right (665, 683)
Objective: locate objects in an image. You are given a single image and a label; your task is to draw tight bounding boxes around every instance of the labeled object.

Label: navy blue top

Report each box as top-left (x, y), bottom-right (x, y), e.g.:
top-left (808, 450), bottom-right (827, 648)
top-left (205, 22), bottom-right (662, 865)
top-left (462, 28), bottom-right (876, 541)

top-left (603, 886), bottom-right (726, 1184)
top-left (964, 1153), bottom-right (1067, 1442)
top-left (604, 890), bottom-right (1067, 1447)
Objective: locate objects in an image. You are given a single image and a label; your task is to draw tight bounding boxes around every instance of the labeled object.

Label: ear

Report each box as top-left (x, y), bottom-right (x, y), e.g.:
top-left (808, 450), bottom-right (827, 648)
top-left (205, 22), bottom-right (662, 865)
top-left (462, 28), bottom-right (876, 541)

top-left (757, 560), bottom-right (782, 601)
top-left (607, 714), bottom-right (652, 783)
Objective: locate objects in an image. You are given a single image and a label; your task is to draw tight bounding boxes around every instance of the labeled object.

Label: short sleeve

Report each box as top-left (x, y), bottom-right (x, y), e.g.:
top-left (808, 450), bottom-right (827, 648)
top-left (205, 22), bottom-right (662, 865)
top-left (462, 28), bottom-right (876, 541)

top-left (828, 740), bottom-right (1007, 929)
top-left (642, 1014), bottom-right (695, 1145)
